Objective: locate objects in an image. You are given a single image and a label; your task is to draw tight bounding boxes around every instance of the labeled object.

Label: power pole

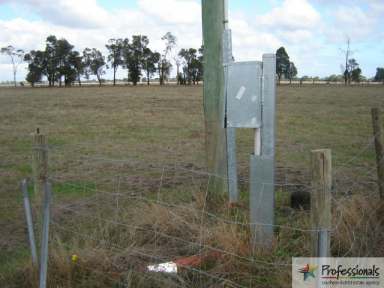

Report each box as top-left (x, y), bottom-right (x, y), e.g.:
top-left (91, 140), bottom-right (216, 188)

top-left (201, 0), bottom-right (228, 196)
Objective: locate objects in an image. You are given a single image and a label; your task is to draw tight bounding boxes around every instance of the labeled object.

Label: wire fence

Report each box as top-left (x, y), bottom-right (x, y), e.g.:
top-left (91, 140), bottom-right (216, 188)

top-left (2, 88), bottom-right (382, 287)
top-left (24, 130), bottom-right (381, 287)
top-left (1, 130), bottom-right (381, 288)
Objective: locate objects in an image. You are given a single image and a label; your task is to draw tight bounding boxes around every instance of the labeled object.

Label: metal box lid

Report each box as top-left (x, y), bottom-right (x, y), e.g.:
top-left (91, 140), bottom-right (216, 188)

top-left (226, 61), bottom-right (262, 128)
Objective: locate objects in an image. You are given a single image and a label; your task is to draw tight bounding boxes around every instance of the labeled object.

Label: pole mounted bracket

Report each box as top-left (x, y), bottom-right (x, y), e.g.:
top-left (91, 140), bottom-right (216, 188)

top-left (222, 27), bottom-right (277, 248)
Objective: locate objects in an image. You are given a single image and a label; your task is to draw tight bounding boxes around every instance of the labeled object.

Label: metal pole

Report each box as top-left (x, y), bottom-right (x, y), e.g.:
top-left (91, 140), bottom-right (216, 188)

top-left (222, 20), bottom-right (239, 203)
top-left (224, 0), bottom-right (229, 29)
top-left (21, 179), bottom-right (38, 265)
top-left (250, 54), bottom-right (276, 248)
top-left (318, 230), bottom-right (329, 257)
top-left (39, 181), bottom-right (51, 288)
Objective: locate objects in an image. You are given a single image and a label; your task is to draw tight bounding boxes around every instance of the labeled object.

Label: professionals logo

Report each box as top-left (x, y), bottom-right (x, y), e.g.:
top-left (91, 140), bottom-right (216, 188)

top-left (293, 258), bottom-right (384, 288)
top-left (320, 264), bottom-right (380, 280)
top-left (298, 264), bottom-right (317, 281)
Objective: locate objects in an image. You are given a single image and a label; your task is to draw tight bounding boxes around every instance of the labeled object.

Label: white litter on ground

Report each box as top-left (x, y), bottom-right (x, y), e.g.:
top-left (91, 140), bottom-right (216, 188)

top-left (147, 261), bottom-right (178, 273)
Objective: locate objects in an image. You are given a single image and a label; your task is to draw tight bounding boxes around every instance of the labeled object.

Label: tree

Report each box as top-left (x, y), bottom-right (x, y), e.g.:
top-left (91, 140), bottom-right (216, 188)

top-left (55, 38), bottom-right (75, 86)
top-left (179, 48), bottom-right (203, 85)
top-left (69, 51), bottom-right (84, 86)
top-left (0, 45), bottom-right (25, 87)
top-left (287, 62), bottom-right (297, 84)
top-left (348, 58), bottom-right (358, 72)
top-left (124, 35), bottom-right (148, 85)
top-left (351, 67), bottom-right (362, 83)
top-left (159, 32), bottom-right (176, 85)
top-left (346, 58), bottom-right (360, 83)
top-left (174, 56), bottom-right (182, 84)
top-left (374, 68), bottom-right (384, 83)
top-left (158, 58), bottom-right (172, 85)
top-left (276, 47), bottom-right (290, 84)
top-left (24, 50), bottom-right (45, 87)
top-left (142, 48), bottom-right (160, 85)
top-left (173, 41), bottom-right (183, 85)
top-left (24, 35), bottom-right (81, 87)
top-left (121, 38), bottom-right (130, 84)
top-left (25, 68), bottom-right (42, 87)
top-left (83, 48), bottom-right (105, 87)
top-left (340, 37), bottom-right (356, 85)
top-left (196, 45), bottom-right (204, 84)
top-left (106, 38), bottom-right (124, 86)
top-left (44, 35), bottom-right (59, 86)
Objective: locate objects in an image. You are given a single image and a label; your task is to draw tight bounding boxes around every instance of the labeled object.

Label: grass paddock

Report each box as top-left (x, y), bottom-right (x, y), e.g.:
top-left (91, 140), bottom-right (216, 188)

top-left (0, 85), bottom-right (383, 287)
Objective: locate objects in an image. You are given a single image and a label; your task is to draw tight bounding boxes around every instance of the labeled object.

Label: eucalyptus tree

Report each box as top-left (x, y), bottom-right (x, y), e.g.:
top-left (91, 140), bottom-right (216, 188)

top-left (0, 45), bottom-right (25, 87)
top-left (276, 47), bottom-right (290, 84)
top-left (24, 50), bottom-right (45, 87)
top-left (142, 48), bottom-right (160, 85)
top-left (287, 62), bottom-right (297, 84)
top-left (341, 37), bottom-right (352, 85)
top-left (351, 67), bottom-right (362, 83)
top-left (44, 35), bottom-right (60, 86)
top-left (69, 51), bottom-right (84, 86)
top-left (83, 48), bottom-right (106, 86)
top-left (159, 32), bottom-right (176, 85)
top-left (124, 35), bottom-right (149, 85)
top-left (179, 48), bottom-right (198, 85)
top-left (106, 38), bottom-right (124, 86)
top-left (55, 38), bottom-right (76, 86)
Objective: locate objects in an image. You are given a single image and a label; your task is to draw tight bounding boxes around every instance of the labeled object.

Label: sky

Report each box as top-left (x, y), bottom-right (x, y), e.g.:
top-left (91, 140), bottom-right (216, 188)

top-left (0, 0), bottom-right (383, 82)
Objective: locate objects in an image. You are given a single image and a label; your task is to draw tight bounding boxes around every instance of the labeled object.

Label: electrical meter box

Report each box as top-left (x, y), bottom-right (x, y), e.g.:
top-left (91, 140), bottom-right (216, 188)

top-left (226, 61), bottom-right (263, 128)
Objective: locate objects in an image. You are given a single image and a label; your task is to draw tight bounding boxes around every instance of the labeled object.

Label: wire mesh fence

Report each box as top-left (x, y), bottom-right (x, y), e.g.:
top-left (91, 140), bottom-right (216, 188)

top-left (1, 85), bottom-right (384, 287)
top-left (27, 131), bottom-right (382, 287)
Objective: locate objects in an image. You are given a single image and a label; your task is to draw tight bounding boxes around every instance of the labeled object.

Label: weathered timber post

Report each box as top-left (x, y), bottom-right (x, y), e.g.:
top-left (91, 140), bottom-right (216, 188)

top-left (311, 149), bottom-right (332, 257)
top-left (202, 0), bottom-right (228, 196)
top-left (371, 108), bottom-right (384, 199)
top-left (32, 130), bottom-right (48, 248)
top-left (32, 130), bottom-right (48, 207)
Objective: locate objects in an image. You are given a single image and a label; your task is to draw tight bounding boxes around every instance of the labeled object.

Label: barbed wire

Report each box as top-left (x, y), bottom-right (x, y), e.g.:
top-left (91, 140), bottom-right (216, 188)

top-left (50, 177), bottom-right (319, 233)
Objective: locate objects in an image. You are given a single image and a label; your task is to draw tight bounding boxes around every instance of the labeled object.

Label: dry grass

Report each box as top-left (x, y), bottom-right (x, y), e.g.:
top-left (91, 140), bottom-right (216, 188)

top-left (0, 85), bottom-right (384, 287)
top-left (332, 194), bottom-right (384, 257)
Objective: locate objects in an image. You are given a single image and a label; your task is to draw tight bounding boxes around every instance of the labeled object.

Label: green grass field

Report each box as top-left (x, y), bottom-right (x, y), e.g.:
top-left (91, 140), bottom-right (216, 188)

top-left (0, 85), bottom-right (383, 287)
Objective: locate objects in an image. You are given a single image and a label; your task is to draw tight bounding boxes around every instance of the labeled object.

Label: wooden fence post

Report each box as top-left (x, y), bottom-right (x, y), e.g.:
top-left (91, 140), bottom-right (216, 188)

top-left (311, 149), bottom-right (332, 257)
top-left (202, 0), bottom-right (228, 196)
top-left (32, 129), bottom-right (48, 241)
top-left (371, 108), bottom-right (384, 199)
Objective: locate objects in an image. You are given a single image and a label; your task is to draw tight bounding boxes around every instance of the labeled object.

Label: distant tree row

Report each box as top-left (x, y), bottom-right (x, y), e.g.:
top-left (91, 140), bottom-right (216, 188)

top-left (275, 41), bottom-right (383, 85)
top-left (1, 32), bottom-right (203, 87)
top-left (1, 38), bottom-right (383, 87)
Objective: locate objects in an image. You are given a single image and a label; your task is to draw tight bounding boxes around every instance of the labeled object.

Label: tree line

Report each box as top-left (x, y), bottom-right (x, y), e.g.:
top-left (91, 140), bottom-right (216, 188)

top-left (1, 32), bottom-right (203, 87)
top-left (1, 38), bottom-right (384, 87)
top-left (275, 43), bottom-right (384, 85)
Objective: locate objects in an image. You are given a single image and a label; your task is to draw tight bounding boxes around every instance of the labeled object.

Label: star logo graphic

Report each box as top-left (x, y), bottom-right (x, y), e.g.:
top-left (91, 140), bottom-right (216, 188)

top-left (299, 264), bottom-right (317, 281)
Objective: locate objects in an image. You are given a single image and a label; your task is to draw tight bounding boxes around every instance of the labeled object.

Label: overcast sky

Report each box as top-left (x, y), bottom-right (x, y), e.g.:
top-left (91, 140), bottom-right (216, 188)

top-left (0, 0), bottom-right (383, 82)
